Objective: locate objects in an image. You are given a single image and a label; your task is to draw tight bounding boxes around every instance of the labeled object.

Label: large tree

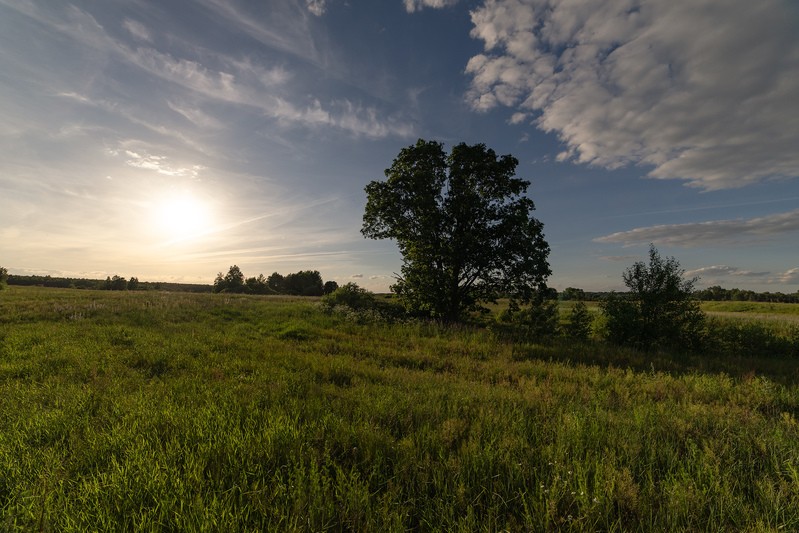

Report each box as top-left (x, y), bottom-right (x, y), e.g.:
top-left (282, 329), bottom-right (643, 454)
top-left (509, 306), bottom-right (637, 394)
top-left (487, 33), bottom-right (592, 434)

top-left (362, 139), bottom-right (551, 321)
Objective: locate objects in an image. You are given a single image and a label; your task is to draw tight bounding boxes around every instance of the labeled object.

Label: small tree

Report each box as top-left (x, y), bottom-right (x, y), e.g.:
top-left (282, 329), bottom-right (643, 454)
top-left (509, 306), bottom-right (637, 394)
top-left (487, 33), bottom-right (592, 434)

top-left (224, 265), bottom-right (245, 293)
top-left (564, 301), bottom-right (592, 341)
top-left (214, 265), bottom-right (246, 293)
top-left (213, 272), bottom-right (226, 293)
top-left (601, 245), bottom-right (705, 351)
top-left (110, 275), bottom-right (127, 291)
top-left (323, 280), bottom-right (339, 295)
top-left (127, 277), bottom-right (139, 291)
top-left (0, 266), bottom-right (8, 289)
top-left (266, 272), bottom-right (286, 294)
top-left (245, 274), bottom-right (268, 294)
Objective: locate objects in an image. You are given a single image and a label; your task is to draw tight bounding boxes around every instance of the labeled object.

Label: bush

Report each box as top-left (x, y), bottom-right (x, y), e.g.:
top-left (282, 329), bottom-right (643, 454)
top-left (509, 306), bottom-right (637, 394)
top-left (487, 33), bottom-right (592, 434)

top-left (0, 266), bottom-right (7, 290)
top-left (494, 299), bottom-right (560, 342)
top-left (321, 283), bottom-right (376, 310)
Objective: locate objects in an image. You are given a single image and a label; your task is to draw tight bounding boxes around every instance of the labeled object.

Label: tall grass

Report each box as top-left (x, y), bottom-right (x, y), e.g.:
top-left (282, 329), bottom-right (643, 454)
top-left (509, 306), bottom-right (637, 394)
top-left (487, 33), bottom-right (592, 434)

top-left (1, 287), bottom-right (798, 530)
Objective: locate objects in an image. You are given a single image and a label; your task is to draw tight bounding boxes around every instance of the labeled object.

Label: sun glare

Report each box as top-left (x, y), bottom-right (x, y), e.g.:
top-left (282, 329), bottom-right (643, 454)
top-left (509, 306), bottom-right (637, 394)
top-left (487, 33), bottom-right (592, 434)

top-left (153, 192), bottom-right (213, 242)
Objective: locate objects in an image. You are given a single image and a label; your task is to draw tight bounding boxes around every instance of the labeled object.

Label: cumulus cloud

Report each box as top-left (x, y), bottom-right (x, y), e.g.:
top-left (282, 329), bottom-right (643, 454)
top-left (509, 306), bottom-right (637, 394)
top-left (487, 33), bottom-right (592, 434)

top-left (404, 0), bottom-right (460, 13)
top-left (594, 209), bottom-right (799, 247)
top-left (465, 0), bottom-right (799, 189)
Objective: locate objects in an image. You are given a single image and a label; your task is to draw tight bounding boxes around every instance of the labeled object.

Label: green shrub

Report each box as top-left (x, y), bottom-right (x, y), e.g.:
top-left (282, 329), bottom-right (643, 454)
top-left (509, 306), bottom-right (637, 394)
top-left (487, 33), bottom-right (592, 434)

top-left (494, 299), bottom-right (560, 342)
top-left (564, 301), bottom-right (592, 341)
top-left (321, 283), bottom-right (376, 310)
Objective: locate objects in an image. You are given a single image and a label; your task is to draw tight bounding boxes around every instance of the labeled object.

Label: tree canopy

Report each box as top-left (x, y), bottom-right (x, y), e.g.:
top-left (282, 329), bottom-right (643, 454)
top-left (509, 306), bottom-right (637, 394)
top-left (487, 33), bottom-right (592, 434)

top-left (362, 139), bottom-right (550, 321)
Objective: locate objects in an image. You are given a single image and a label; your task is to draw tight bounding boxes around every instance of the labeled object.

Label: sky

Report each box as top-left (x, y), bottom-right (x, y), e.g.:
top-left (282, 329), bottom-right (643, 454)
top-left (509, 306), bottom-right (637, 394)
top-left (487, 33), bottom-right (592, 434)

top-left (1, 0), bottom-right (798, 293)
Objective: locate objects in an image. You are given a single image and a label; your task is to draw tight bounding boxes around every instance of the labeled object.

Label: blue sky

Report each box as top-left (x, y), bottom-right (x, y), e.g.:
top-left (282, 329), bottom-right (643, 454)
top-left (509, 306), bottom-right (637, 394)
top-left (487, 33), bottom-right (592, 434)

top-left (1, 0), bottom-right (798, 292)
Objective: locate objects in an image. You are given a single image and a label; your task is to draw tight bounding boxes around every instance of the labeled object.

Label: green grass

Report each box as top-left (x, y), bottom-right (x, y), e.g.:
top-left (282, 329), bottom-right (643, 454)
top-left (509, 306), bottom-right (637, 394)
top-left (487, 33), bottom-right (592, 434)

top-left (1, 286), bottom-right (799, 531)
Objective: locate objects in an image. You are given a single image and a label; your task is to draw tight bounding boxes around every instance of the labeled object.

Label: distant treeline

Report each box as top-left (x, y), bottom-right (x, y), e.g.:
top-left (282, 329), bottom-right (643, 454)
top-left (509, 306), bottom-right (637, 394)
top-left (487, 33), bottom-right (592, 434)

top-left (6, 272), bottom-right (797, 303)
top-left (560, 285), bottom-right (799, 304)
top-left (213, 265), bottom-right (338, 296)
top-left (693, 285), bottom-right (799, 303)
top-left (7, 274), bottom-right (212, 293)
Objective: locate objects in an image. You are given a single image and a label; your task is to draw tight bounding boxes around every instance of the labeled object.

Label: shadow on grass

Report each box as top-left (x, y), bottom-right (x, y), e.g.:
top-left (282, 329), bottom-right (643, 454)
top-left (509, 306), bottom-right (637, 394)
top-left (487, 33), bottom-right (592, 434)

top-left (508, 338), bottom-right (799, 387)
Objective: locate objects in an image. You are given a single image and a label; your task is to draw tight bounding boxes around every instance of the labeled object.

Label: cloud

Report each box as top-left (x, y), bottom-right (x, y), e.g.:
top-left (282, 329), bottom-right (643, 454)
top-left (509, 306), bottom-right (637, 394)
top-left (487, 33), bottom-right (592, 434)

top-left (122, 19), bottom-right (151, 42)
top-left (306, 0), bottom-right (327, 16)
top-left (600, 255), bottom-right (640, 262)
top-left (594, 209), bottom-right (799, 247)
top-left (351, 273), bottom-right (364, 278)
top-left (684, 265), bottom-right (769, 279)
top-left (404, 0), bottom-right (460, 13)
top-left (465, 0), bottom-right (799, 190)
top-left (779, 268), bottom-right (799, 284)
top-left (195, 0), bottom-right (322, 64)
top-left (113, 148), bottom-right (204, 178)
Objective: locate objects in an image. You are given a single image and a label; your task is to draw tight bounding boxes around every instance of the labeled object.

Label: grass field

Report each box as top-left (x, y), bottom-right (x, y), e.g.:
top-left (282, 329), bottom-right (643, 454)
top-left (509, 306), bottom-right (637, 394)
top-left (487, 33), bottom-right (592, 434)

top-left (1, 286), bottom-right (798, 531)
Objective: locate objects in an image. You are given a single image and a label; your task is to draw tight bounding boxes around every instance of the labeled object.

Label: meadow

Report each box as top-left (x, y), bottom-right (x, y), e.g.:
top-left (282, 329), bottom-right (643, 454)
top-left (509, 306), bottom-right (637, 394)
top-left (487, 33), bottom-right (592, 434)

top-left (1, 286), bottom-right (798, 531)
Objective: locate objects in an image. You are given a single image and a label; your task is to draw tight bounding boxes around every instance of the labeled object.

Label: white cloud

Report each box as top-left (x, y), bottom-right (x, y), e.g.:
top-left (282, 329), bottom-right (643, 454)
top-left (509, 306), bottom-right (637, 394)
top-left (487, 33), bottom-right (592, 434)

top-left (465, 0), bottom-right (799, 190)
top-left (404, 0), bottom-right (460, 13)
top-left (306, 0), bottom-right (327, 16)
top-left (594, 209), bottom-right (799, 247)
top-left (508, 111), bottom-right (528, 124)
top-left (119, 149), bottom-right (204, 178)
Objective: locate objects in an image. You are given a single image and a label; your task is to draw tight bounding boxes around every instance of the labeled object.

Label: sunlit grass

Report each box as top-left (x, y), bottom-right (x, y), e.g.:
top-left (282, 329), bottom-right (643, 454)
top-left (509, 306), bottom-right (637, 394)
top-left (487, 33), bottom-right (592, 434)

top-left (1, 286), bottom-right (798, 530)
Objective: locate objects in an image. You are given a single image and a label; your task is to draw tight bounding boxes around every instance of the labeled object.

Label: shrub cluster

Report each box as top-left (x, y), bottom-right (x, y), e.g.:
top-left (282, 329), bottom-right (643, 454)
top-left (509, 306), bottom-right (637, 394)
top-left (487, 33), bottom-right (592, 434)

top-left (320, 283), bottom-right (404, 323)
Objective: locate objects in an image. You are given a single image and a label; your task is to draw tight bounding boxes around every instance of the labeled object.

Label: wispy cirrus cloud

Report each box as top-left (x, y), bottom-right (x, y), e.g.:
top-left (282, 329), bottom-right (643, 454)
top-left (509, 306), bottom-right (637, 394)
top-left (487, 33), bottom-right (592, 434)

top-left (465, 0), bottom-right (799, 190)
top-left (5, 1), bottom-right (413, 140)
top-left (594, 209), bottom-right (799, 247)
top-left (684, 265), bottom-right (769, 279)
top-left (122, 18), bottom-right (151, 42)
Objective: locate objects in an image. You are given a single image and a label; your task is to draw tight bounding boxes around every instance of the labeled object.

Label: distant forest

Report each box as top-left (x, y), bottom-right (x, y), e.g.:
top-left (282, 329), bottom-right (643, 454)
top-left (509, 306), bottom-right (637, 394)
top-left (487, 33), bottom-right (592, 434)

top-left (6, 274), bottom-right (211, 293)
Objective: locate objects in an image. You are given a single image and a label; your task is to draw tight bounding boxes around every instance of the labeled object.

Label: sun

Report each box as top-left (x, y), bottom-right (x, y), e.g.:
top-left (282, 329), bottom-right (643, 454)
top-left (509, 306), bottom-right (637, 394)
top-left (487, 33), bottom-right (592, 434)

top-left (153, 192), bottom-right (213, 241)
